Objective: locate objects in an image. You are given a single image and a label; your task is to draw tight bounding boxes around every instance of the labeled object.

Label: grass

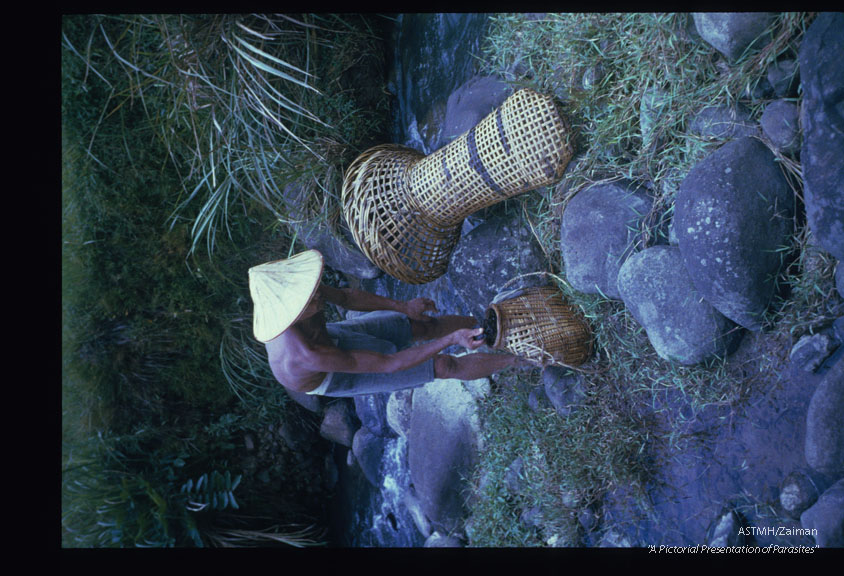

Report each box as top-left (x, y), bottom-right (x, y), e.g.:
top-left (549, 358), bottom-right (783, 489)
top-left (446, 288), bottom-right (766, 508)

top-left (466, 12), bottom-right (840, 547)
top-left (469, 369), bottom-right (654, 547)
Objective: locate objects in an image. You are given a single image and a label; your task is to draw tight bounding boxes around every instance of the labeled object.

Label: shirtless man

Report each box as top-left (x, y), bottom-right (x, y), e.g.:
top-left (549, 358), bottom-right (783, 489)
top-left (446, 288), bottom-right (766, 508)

top-left (249, 250), bottom-right (521, 398)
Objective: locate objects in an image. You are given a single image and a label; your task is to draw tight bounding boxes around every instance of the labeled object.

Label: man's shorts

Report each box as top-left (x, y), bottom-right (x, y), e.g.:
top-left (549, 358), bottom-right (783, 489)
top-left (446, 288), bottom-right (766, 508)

top-left (306, 310), bottom-right (435, 397)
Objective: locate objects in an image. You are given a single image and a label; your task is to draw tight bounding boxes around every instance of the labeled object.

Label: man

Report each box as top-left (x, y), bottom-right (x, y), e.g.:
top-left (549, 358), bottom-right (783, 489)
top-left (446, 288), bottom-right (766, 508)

top-left (249, 249), bottom-right (522, 397)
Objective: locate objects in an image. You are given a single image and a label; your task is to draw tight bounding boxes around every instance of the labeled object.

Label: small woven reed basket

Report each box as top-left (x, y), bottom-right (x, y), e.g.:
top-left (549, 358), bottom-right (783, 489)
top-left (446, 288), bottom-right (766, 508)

top-left (483, 286), bottom-right (592, 367)
top-left (343, 88), bottom-right (573, 284)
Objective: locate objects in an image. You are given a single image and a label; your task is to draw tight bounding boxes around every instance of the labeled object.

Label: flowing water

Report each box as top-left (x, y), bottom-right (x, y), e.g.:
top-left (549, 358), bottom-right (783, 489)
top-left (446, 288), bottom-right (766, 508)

top-left (330, 13), bottom-right (492, 548)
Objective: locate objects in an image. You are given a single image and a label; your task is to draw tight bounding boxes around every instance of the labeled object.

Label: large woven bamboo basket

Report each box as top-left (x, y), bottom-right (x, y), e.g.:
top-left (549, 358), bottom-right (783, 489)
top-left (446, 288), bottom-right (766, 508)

top-left (482, 285), bottom-right (592, 367)
top-left (342, 88), bottom-right (573, 284)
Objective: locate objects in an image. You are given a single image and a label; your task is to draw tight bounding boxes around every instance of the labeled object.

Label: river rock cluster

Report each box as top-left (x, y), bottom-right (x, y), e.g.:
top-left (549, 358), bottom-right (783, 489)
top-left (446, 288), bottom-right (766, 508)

top-left (280, 12), bottom-right (843, 548)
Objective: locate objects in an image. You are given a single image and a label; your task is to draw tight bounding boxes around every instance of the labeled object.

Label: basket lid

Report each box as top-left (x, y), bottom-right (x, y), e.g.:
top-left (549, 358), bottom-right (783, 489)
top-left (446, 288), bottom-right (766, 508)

top-left (248, 250), bottom-right (324, 342)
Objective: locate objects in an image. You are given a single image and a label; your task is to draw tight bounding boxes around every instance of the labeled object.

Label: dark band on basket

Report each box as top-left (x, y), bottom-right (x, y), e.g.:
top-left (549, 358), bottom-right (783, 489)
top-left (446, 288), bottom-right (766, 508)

top-left (467, 126), bottom-right (504, 195)
top-left (495, 107), bottom-right (511, 155)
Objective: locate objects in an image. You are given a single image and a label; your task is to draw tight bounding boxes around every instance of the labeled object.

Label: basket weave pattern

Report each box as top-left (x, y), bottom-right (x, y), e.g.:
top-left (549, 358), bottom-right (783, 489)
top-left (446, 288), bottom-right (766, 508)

top-left (488, 286), bottom-right (592, 367)
top-left (342, 88), bottom-right (573, 284)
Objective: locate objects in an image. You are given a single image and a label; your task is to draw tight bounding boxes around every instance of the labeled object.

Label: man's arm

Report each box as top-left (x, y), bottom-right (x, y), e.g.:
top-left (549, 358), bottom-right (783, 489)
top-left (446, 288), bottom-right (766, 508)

top-left (319, 284), bottom-right (437, 321)
top-left (300, 327), bottom-right (483, 374)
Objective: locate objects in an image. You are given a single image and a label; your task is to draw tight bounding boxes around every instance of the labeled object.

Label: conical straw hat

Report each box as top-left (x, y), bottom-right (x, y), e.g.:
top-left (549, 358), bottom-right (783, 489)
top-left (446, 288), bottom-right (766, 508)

top-left (248, 250), bottom-right (324, 342)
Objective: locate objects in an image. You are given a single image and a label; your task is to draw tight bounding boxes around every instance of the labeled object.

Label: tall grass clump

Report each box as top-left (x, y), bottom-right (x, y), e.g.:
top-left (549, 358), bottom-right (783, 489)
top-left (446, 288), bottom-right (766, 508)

top-left (62, 14), bottom-right (389, 257)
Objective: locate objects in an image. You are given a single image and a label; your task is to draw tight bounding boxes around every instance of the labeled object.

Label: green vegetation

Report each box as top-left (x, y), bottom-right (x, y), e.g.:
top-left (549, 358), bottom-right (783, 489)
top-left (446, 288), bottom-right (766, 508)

top-left (61, 14), bottom-right (391, 547)
top-left (468, 12), bottom-right (841, 546)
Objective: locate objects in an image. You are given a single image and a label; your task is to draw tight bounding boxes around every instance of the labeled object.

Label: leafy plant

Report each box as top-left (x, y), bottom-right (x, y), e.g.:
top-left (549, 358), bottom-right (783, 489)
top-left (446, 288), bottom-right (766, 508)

top-left (181, 470), bottom-right (242, 513)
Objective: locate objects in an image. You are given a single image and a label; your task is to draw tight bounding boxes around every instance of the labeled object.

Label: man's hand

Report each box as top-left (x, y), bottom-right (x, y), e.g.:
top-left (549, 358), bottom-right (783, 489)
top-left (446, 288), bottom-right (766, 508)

top-left (451, 328), bottom-right (485, 351)
top-left (403, 297), bottom-right (438, 322)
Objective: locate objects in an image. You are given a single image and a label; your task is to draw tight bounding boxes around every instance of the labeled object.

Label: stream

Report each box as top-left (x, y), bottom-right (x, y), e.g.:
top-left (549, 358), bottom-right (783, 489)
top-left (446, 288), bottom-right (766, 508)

top-left (329, 13), bottom-right (492, 548)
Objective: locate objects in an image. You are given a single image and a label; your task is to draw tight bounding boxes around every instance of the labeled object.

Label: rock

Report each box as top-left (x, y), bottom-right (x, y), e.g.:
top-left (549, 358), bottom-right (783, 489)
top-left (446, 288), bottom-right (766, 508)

top-left (767, 58), bottom-right (800, 98)
top-left (441, 76), bottom-right (513, 146)
top-left (281, 183), bottom-right (382, 280)
top-left (761, 100), bottom-right (801, 156)
top-left (542, 366), bottom-right (586, 416)
top-left (560, 490), bottom-right (579, 509)
top-left (560, 181), bottom-right (653, 300)
top-left (277, 416), bottom-right (316, 452)
top-left (386, 389), bottom-right (413, 438)
top-left (799, 12), bottom-right (844, 261)
top-left (780, 468), bottom-right (823, 519)
top-left (404, 486), bottom-right (433, 539)
top-left (450, 210), bottom-right (548, 320)
top-left (504, 457), bottom-right (524, 494)
top-left (599, 529), bottom-right (633, 547)
top-left (424, 531), bottom-right (464, 548)
top-left (837, 263), bottom-right (844, 299)
top-left (578, 506), bottom-right (600, 533)
top-left (693, 13), bottom-right (776, 61)
top-left (744, 76), bottom-right (775, 101)
top-left (528, 385), bottom-right (551, 412)
top-left (705, 508), bottom-right (745, 547)
top-left (675, 137), bottom-right (794, 331)
top-left (354, 393), bottom-right (393, 438)
top-left (352, 427), bottom-right (385, 488)
top-left (284, 387), bottom-right (323, 414)
top-left (318, 399), bottom-right (360, 447)
top-left (790, 332), bottom-right (835, 373)
top-left (617, 246), bottom-right (742, 364)
top-left (800, 479), bottom-right (844, 548)
top-left (408, 378), bottom-right (484, 533)
top-left (689, 104), bottom-right (758, 141)
top-left (296, 219), bottom-right (383, 281)
top-left (582, 64), bottom-right (605, 91)
top-left (519, 506), bottom-right (543, 529)
top-left (834, 316), bottom-right (844, 344)
top-left (804, 355), bottom-right (844, 476)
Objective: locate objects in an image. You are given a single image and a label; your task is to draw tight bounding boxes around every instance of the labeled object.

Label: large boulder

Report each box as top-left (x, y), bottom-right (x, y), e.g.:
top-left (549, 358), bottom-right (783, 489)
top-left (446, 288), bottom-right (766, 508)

top-left (800, 479), bottom-right (844, 548)
top-left (674, 137), bottom-right (794, 331)
top-left (408, 378), bottom-right (484, 533)
top-left (798, 12), bottom-right (844, 261)
top-left (440, 75), bottom-right (513, 147)
top-left (561, 181), bottom-right (653, 300)
top-left (693, 13), bottom-right (776, 61)
top-left (450, 210), bottom-right (548, 320)
top-left (804, 354), bottom-right (844, 477)
top-left (617, 246), bottom-right (741, 365)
